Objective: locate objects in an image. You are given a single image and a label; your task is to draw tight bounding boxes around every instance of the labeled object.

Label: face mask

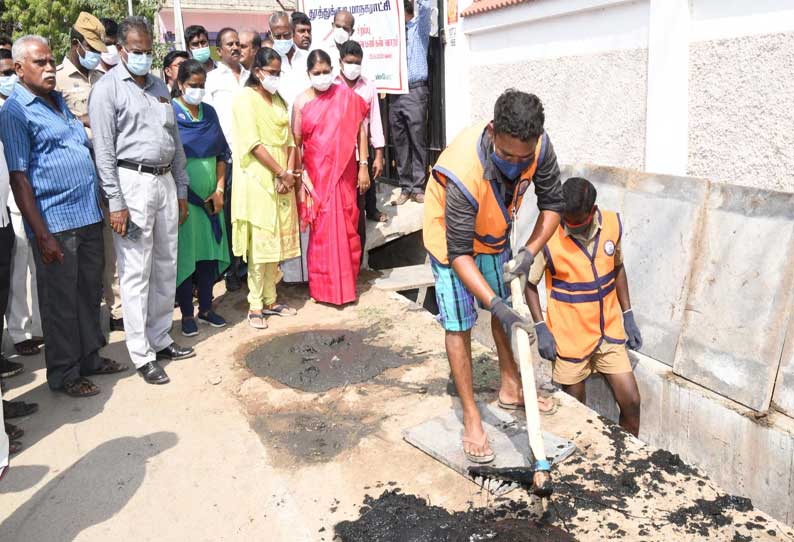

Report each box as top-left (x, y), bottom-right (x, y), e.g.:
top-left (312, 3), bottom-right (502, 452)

top-left (273, 39), bottom-right (294, 56)
top-left (490, 150), bottom-right (532, 181)
top-left (192, 46), bottom-right (211, 63)
top-left (310, 73), bottom-right (334, 92)
top-left (182, 87), bottom-right (205, 105)
top-left (78, 43), bottom-right (101, 70)
top-left (101, 45), bottom-right (120, 66)
top-left (341, 62), bottom-right (362, 80)
top-left (260, 74), bottom-right (280, 94)
top-left (333, 26), bottom-right (351, 45)
top-left (0, 74), bottom-right (17, 97)
top-left (565, 207), bottom-right (596, 235)
top-left (123, 49), bottom-right (153, 76)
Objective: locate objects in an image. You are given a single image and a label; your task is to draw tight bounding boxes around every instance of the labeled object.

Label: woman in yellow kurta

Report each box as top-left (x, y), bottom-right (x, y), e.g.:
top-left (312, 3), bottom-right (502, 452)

top-left (231, 47), bottom-right (301, 329)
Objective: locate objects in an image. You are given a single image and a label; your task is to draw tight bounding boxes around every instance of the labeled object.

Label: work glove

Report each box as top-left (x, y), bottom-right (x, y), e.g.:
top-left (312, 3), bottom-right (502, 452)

top-left (623, 309), bottom-right (643, 351)
top-left (534, 321), bottom-right (557, 361)
top-left (503, 246), bottom-right (534, 291)
top-left (489, 296), bottom-right (535, 355)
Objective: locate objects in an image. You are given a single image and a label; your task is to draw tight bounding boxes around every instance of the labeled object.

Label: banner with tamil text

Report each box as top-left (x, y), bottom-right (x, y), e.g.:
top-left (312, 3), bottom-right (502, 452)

top-left (301, 0), bottom-right (409, 94)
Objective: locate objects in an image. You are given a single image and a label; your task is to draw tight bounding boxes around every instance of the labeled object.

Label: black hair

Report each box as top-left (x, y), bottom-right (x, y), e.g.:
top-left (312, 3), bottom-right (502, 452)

top-left (0, 48), bottom-right (11, 60)
top-left (291, 12), bottom-right (312, 28)
top-left (101, 18), bottom-right (119, 39)
top-left (184, 25), bottom-right (208, 45)
top-left (339, 40), bottom-right (363, 59)
top-left (404, 0), bottom-right (415, 16)
top-left (493, 89), bottom-right (545, 143)
top-left (0, 35), bottom-right (12, 48)
top-left (216, 27), bottom-right (237, 48)
top-left (170, 59), bottom-right (206, 99)
top-left (69, 27), bottom-right (85, 45)
top-left (245, 46), bottom-right (282, 87)
top-left (306, 49), bottom-right (331, 71)
top-left (562, 177), bottom-right (597, 216)
top-left (119, 16), bottom-right (153, 46)
top-left (163, 50), bottom-right (189, 84)
top-left (262, 31), bottom-right (273, 42)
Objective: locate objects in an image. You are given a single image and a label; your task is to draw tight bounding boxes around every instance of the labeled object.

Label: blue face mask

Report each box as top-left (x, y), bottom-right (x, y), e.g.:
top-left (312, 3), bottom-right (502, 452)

top-left (490, 150), bottom-right (532, 181)
top-left (0, 74), bottom-right (17, 97)
top-left (191, 46), bottom-right (211, 64)
top-left (78, 43), bottom-right (101, 70)
top-left (273, 39), bottom-right (294, 56)
top-left (123, 48), bottom-right (153, 76)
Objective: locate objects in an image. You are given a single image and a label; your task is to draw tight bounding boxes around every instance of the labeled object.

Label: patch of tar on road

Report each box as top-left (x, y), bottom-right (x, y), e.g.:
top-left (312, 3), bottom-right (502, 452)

top-left (334, 489), bottom-right (577, 542)
top-left (245, 329), bottom-right (429, 393)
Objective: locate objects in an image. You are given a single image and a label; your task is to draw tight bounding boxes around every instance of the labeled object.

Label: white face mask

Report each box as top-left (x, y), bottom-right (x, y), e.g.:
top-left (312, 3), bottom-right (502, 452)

top-left (341, 62), bottom-right (362, 81)
top-left (333, 26), bottom-right (350, 45)
top-left (101, 45), bottom-right (120, 66)
top-left (182, 87), bottom-right (205, 105)
top-left (310, 73), bottom-right (334, 92)
top-left (260, 74), bottom-right (280, 95)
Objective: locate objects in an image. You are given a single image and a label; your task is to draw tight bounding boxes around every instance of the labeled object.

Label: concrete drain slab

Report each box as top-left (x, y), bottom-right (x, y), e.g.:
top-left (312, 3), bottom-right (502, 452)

top-left (403, 403), bottom-right (576, 496)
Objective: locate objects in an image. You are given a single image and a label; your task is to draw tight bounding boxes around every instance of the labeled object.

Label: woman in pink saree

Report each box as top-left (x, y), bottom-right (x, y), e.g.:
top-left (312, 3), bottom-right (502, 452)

top-left (293, 49), bottom-right (370, 305)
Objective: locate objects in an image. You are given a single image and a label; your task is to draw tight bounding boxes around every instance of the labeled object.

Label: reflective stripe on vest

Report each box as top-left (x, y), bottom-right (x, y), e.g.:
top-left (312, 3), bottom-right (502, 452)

top-left (544, 209), bottom-right (625, 362)
top-left (422, 124), bottom-right (545, 266)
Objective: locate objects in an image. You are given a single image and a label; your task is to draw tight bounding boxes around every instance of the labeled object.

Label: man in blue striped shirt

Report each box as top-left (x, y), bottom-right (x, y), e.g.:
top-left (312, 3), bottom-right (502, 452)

top-left (0, 36), bottom-right (127, 397)
top-left (389, 0), bottom-right (432, 205)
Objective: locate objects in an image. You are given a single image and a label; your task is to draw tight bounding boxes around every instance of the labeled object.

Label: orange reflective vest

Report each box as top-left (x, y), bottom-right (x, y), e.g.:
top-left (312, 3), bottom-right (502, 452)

top-left (423, 123), bottom-right (546, 265)
top-left (544, 209), bottom-right (625, 362)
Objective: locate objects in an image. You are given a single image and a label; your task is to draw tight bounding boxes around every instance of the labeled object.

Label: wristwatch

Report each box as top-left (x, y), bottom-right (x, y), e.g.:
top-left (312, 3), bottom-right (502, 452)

top-left (359, 160), bottom-right (369, 166)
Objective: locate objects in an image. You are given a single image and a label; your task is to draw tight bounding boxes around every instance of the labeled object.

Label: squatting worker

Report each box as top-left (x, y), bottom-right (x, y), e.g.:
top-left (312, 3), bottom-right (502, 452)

top-left (89, 16), bottom-right (195, 386)
top-left (1, 35), bottom-right (127, 397)
top-left (423, 89), bottom-right (564, 464)
top-left (526, 177), bottom-right (642, 436)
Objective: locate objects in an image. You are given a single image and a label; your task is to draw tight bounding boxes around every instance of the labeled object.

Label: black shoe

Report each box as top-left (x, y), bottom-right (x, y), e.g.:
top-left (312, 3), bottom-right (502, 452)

top-left (0, 357), bottom-right (23, 378)
top-left (3, 399), bottom-right (39, 419)
top-left (156, 342), bottom-right (195, 361)
top-left (225, 273), bottom-right (242, 292)
top-left (137, 361), bottom-right (170, 385)
top-left (110, 317), bottom-right (125, 332)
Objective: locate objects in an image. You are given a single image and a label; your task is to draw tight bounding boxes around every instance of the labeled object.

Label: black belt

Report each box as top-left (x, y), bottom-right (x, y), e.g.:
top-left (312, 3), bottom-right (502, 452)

top-left (117, 160), bottom-right (171, 176)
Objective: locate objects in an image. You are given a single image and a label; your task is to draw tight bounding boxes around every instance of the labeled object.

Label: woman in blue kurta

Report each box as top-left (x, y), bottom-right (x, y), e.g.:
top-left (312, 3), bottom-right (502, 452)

top-left (171, 60), bottom-right (230, 337)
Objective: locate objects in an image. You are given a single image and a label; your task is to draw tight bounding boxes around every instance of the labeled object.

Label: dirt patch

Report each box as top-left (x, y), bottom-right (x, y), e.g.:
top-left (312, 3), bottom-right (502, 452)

top-left (334, 489), bottom-right (577, 542)
top-left (244, 329), bottom-right (429, 392)
top-left (252, 402), bottom-right (385, 466)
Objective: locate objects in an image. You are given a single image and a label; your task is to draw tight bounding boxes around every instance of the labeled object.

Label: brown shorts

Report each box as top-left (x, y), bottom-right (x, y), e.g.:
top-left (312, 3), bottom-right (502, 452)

top-left (553, 342), bottom-right (632, 385)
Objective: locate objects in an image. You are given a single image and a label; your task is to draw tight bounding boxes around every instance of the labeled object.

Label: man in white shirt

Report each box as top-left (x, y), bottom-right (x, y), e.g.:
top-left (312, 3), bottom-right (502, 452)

top-left (323, 10), bottom-right (355, 75)
top-left (268, 11), bottom-right (309, 107)
top-left (204, 27), bottom-right (248, 291)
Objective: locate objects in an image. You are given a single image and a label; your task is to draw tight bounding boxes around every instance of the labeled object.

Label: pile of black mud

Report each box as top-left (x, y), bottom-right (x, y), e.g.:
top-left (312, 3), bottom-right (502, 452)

top-left (245, 329), bottom-right (429, 392)
top-left (334, 489), bottom-right (577, 542)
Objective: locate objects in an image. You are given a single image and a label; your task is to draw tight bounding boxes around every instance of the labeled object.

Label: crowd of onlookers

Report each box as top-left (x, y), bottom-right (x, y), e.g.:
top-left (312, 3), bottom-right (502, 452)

top-left (0, 1), bottom-right (431, 478)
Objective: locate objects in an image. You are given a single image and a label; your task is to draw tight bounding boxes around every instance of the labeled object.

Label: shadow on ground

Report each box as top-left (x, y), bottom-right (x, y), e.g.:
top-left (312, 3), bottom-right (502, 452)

top-left (0, 431), bottom-right (178, 541)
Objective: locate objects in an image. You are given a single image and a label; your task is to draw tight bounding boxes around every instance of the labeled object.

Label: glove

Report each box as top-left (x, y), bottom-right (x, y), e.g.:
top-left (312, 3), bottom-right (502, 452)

top-left (489, 296), bottom-right (535, 355)
top-left (623, 309), bottom-right (643, 351)
top-left (534, 321), bottom-right (557, 361)
top-left (503, 246), bottom-right (534, 291)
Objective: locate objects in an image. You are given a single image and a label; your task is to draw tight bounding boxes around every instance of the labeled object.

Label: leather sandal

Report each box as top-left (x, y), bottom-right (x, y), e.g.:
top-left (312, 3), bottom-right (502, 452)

top-left (14, 340), bottom-right (41, 356)
top-left (62, 377), bottom-right (100, 398)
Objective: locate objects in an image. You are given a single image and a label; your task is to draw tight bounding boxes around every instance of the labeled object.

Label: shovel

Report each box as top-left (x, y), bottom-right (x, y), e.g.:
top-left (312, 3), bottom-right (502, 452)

top-left (470, 273), bottom-right (553, 509)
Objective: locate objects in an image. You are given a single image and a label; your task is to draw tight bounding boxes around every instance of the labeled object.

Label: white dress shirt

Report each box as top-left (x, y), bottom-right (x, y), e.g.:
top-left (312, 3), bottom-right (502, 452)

top-left (0, 141), bottom-right (10, 227)
top-left (278, 47), bottom-right (310, 107)
top-left (203, 61), bottom-right (249, 147)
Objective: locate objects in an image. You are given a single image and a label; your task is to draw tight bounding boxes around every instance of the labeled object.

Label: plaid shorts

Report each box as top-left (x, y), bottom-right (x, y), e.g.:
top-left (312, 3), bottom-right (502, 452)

top-left (431, 251), bottom-right (511, 332)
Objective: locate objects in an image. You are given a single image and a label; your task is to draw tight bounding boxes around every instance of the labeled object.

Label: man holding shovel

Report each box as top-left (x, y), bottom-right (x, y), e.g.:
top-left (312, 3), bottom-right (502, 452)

top-left (526, 177), bottom-right (642, 436)
top-left (423, 89), bottom-right (564, 464)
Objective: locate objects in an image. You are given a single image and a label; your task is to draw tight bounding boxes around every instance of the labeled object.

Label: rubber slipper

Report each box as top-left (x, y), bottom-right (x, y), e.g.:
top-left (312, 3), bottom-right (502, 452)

top-left (462, 433), bottom-right (495, 464)
top-left (247, 312), bottom-right (268, 330)
top-left (263, 304), bottom-right (297, 317)
top-left (497, 395), bottom-right (559, 416)
top-left (14, 340), bottom-right (41, 356)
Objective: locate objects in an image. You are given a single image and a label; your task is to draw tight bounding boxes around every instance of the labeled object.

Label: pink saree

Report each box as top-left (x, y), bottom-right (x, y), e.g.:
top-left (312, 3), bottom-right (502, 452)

top-left (300, 83), bottom-right (369, 305)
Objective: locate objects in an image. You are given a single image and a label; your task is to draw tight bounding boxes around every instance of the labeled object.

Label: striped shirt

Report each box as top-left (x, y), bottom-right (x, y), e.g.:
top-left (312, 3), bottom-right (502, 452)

top-left (0, 84), bottom-right (102, 237)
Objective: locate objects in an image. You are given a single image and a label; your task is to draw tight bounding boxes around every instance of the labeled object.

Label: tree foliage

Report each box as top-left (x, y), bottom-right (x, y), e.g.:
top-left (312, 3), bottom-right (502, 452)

top-left (1, 0), bottom-right (162, 62)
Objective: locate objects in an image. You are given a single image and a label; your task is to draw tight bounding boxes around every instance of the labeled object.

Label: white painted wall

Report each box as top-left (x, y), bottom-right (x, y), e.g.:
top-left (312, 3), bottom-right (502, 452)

top-left (444, 0), bottom-right (794, 191)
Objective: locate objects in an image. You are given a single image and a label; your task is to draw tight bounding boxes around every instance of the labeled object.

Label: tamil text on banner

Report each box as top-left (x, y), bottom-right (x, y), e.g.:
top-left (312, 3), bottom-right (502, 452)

top-left (301, 0), bottom-right (408, 94)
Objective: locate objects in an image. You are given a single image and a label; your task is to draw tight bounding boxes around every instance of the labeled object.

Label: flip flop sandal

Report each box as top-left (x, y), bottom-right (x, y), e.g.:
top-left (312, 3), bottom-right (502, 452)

top-left (62, 377), bottom-right (100, 398)
top-left (263, 304), bottom-right (297, 317)
top-left (91, 358), bottom-right (130, 375)
top-left (247, 312), bottom-right (268, 330)
top-left (14, 340), bottom-right (41, 356)
top-left (497, 395), bottom-right (560, 416)
top-left (462, 433), bottom-right (495, 464)
top-left (366, 211), bottom-right (388, 223)
top-left (5, 422), bottom-right (24, 440)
